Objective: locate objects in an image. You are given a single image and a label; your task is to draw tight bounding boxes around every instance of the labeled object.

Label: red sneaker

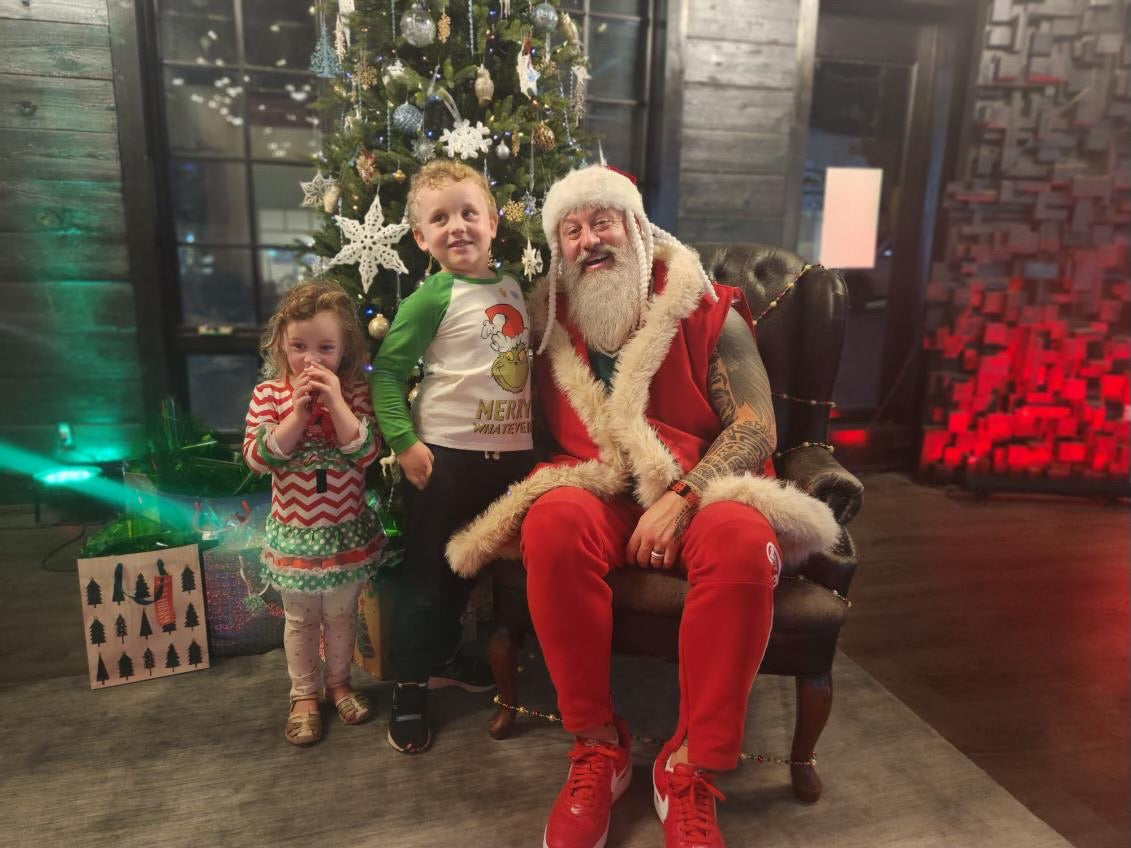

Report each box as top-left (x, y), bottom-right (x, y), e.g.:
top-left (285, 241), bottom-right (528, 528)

top-left (652, 756), bottom-right (727, 848)
top-left (543, 716), bottom-right (632, 848)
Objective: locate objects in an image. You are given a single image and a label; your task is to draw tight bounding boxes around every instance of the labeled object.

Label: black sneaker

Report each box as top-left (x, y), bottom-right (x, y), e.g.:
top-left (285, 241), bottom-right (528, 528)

top-left (428, 652), bottom-right (496, 693)
top-left (387, 681), bottom-right (432, 754)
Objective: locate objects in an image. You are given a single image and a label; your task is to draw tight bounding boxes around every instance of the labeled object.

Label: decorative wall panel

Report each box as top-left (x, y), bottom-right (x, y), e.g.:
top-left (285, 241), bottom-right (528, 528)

top-left (920, 0), bottom-right (1130, 491)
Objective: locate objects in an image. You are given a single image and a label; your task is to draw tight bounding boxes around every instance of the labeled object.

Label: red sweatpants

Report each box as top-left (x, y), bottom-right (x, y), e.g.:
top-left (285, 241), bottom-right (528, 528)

top-left (519, 486), bottom-right (778, 772)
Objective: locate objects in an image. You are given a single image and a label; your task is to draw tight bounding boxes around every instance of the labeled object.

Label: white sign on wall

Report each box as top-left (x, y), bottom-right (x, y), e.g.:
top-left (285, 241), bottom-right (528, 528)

top-left (818, 167), bottom-right (883, 269)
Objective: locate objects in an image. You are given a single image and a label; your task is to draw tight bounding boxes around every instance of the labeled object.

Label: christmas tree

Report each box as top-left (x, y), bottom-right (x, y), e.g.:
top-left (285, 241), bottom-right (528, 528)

top-left (301, 0), bottom-right (594, 340)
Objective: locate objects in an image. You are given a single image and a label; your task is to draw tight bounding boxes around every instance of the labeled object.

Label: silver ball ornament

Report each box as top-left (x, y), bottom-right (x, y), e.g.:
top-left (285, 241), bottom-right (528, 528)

top-left (495, 140), bottom-right (511, 160)
top-left (400, 1), bottom-right (436, 47)
top-left (392, 102), bottom-right (424, 137)
top-left (368, 314), bottom-right (390, 340)
top-left (531, 2), bottom-right (559, 34)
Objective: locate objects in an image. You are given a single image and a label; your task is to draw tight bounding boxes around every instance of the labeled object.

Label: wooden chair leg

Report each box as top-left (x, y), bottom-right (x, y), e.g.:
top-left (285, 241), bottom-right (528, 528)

top-left (486, 626), bottom-right (519, 739)
top-left (790, 671), bottom-right (832, 803)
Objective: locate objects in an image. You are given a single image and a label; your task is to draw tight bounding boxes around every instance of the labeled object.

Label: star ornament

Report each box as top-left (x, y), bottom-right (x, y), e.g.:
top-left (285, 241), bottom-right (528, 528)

top-left (517, 52), bottom-right (540, 99)
top-left (329, 192), bottom-right (410, 293)
top-left (300, 171), bottom-right (337, 208)
top-left (521, 239), bottom-right (544, 280)
top-left (440, 119), bottom-right (491, 160)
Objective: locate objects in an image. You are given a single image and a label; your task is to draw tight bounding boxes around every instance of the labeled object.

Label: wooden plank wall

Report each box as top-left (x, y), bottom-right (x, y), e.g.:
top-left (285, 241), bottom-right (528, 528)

top-left (675, 0), bottom-right (812, 245)
top-left (0, 0), bottom-right (143, 465)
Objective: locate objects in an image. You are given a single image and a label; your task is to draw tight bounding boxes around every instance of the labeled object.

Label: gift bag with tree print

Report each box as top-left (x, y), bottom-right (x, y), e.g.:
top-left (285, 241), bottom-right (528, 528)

top-left (77, 543), bottom-right (210, 689)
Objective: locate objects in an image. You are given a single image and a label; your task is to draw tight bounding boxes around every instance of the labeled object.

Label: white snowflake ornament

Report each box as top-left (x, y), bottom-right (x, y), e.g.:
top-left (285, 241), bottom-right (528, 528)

top-left (300, 171), bottom-right (338, 209)
top-left (521, 239), bottom-right (544, 280)
top-left (440, 119), bottom-right (491, 160)
top-left (329, 192), bottom-right (411, 293)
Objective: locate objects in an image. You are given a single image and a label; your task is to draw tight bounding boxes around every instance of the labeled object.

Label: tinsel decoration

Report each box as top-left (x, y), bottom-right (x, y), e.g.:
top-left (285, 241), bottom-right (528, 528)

top-left (533, 122), bottom-right (555, 151)
top-left (334, 13), bottom-right (351, 60)
top-left (570, 64), bottom-right (590, 122)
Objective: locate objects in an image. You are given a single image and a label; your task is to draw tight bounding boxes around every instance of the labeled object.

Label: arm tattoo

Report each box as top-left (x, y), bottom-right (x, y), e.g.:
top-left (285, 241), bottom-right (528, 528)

top-left (684, 310), bottom-right (777, 491)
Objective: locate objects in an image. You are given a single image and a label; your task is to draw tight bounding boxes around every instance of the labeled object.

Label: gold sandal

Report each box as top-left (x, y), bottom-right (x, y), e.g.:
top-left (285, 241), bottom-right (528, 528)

top-left (333, 690), bottom-right (374, 725)
top-left (284, 699), bottom-right (323, 746)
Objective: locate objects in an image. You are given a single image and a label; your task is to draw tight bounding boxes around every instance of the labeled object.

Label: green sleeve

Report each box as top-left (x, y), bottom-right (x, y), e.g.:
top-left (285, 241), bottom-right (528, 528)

top-left (369, 273), bottom-right (452, 453)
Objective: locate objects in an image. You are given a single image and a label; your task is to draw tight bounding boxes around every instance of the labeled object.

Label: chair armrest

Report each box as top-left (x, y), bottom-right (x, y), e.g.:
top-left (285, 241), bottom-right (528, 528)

top-left (775, 445), bottom-right (863, 525)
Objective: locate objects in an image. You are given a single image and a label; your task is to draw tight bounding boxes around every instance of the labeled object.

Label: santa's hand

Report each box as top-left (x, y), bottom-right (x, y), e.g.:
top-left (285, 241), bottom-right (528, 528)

top-left (398, 441), bottom-right (434, 490)
top-left (626, 491), bottom-right (692, 569)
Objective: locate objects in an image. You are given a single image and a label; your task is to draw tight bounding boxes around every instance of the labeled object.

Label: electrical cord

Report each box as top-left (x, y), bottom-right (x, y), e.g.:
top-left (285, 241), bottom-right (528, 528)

top-left (39, 524), bottom-right (88, 573)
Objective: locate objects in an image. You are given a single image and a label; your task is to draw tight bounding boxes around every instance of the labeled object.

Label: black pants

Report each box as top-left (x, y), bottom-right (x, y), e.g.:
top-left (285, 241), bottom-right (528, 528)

top-left (390, 444), bottom-right (534, 683)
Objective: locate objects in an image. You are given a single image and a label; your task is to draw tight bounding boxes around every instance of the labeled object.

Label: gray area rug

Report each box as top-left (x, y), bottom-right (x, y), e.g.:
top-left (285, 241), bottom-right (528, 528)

top-left (0, 650), bottom-right (1069, 848)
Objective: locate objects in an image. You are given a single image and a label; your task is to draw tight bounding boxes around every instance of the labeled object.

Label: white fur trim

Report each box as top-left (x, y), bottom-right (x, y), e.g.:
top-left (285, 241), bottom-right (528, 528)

top-left (446, 461), bottom-right (623, 577)
top-left (541, 166), bottom-right (645, 245)
top-left (605, 242), bottom-right (711, 506)
top-left (700, 475), bottom-right (840, 565)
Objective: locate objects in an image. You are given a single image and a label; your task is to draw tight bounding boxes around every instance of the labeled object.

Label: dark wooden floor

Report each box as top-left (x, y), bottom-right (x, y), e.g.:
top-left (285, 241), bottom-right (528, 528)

top-left (1, 473), bottom-right (1128, 847)
top-left (840, 473), bottom-right (1130, 848)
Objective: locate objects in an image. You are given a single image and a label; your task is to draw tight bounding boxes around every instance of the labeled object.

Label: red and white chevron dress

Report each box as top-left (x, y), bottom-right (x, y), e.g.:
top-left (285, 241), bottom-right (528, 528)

top-left (243, 377), bottom-right (383, 594)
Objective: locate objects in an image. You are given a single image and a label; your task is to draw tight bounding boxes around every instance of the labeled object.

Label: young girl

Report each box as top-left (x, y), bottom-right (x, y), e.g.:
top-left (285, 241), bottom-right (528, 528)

top-left (244, 280), bottom-right (383, 746)
top-left (371, 159), bottom-right (534, 753)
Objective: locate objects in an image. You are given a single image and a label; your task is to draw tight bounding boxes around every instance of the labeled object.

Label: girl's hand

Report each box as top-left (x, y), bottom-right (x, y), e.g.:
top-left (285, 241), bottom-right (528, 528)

top-left (303, 362), bottom-right (345, 410)
top-left (398, 441), bottom-right (434, 490)
top-left (289, 371), bottom-right (316, 419)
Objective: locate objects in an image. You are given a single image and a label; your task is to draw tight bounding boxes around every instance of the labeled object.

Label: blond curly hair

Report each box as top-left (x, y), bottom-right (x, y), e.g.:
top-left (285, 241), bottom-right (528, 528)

top-left (260, 280), bottom-right (367, 384)
top-left (406, 158), bottom-right (496, 227)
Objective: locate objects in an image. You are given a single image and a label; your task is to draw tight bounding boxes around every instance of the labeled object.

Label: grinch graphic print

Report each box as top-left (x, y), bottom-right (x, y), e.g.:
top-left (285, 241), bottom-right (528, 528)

top-left (408, 273), bottom-right (533, 452)
top-left (481, 303), bottom-right (530, 394)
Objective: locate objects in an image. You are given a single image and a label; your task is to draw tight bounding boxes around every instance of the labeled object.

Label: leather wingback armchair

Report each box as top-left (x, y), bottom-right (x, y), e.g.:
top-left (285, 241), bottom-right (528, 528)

top-left (485, 244), bottom-right (864, 803)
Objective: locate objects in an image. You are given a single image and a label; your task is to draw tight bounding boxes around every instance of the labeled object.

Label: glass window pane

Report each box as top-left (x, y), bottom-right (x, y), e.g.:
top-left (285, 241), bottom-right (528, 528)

top-left (585, 102), bottom-right (642, 173)
top-left (253, 163), bottom-right (320, 245)
top-left (248, 71), bottom-right (322, 161)
top-left (259, 249), bottom-right (318, 317)
top-left (243, 0), bottom-right (318, 70)
top-left (587, 16), bottom-right (644, 101)
top-left (171, 158), bottom-right (251, 244)
top-left (187, 354), bottom-right (260, 432)
top-left (164, 66), bottom-right (245, 155)
top-left (157, 0), bottom-right (237, 65)
top-left (590, 0), bottom-right (647, 17)
top-left (178, 246), bottom-right (256, 326)
top-left (559, 0), bottom-right (583, 11)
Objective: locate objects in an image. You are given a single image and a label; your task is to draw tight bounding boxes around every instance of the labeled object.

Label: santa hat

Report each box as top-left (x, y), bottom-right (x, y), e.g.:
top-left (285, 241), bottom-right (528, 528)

top-left (484, 303), bottom-right (525, 339)
top-left (537, 164), bottom-right (716, 354)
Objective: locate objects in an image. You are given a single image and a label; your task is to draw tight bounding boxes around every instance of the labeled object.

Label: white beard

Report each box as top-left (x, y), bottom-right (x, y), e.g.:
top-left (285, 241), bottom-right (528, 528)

top-left (561, 243), bottom-right (641, 356)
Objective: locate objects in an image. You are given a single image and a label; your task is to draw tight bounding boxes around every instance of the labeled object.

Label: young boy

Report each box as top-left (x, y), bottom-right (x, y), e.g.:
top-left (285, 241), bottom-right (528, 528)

top-left (371, 159), bottom-right (535, 753)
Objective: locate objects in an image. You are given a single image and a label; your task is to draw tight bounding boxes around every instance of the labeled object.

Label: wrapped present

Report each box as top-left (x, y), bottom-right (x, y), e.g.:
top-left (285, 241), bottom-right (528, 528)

top-left (77, 544), bottom-right (209, 689)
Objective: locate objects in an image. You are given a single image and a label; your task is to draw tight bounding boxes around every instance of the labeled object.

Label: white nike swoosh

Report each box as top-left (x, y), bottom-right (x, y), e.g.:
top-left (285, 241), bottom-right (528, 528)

top-left (654, 781), bottom-right (670, 822)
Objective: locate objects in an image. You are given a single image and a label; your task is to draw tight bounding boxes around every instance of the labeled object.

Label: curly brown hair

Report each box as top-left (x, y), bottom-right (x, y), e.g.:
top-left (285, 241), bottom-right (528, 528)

top-left (406, 158), bottom-right (496, 227)
top-left (259, 280), bottom-right (367, 384)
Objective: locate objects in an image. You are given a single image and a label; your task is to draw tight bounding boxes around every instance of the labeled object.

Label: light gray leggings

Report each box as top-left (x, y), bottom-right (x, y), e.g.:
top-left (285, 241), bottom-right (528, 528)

top-left (280, 581), bottom-right (364, 701)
